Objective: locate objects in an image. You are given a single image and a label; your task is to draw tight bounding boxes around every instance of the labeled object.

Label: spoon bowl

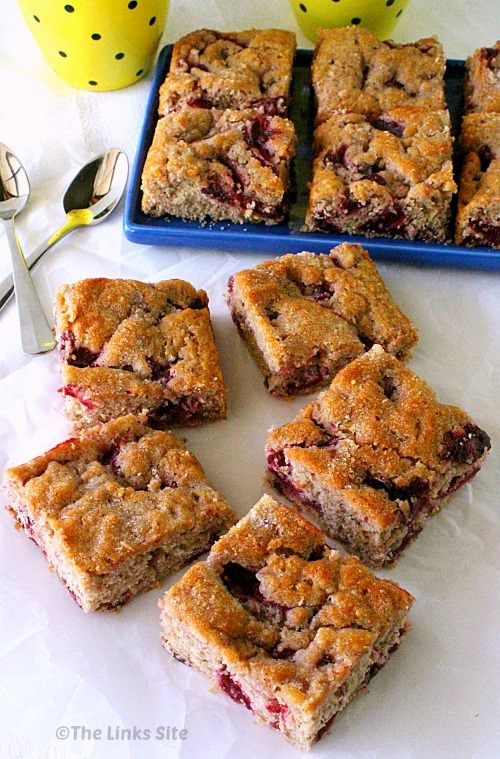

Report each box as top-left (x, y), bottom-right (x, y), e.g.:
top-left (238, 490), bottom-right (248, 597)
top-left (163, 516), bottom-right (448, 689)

top-left (0, 143), bottom-right (56, 354)
top-left (63, 148), bottom-right (128, 222)
top-left (0, 146), bottom-right (30, 219)
top-left (0, 148), bottom-right (128, 312)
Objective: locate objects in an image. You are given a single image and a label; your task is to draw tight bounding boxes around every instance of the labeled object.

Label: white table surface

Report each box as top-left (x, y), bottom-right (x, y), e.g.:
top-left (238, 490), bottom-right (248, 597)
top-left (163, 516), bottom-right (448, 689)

top-left (1, 1), bottom-right (499, 758)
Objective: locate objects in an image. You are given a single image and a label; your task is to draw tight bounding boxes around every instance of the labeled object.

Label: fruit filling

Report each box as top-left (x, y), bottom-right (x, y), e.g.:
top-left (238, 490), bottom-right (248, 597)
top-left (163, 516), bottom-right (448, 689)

top-left (217, 667), bottom-right (252, 710)
top-left (439, 424), bottom-right (491, 464)
top-left (60, 331), bottom-right (99, 368)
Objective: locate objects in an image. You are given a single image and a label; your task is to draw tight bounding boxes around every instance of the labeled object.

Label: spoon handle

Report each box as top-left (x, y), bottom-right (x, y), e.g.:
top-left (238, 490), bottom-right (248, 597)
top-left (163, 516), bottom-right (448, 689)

top-left (0, 214), bottom-right (85, 313)
top-left (4, 219), bottom-right (56, 354)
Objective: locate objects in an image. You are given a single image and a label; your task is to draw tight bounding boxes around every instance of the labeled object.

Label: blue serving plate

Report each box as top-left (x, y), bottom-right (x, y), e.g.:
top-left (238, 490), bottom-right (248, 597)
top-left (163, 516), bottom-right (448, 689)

top-left (124, 46), bottom-right (500, 270)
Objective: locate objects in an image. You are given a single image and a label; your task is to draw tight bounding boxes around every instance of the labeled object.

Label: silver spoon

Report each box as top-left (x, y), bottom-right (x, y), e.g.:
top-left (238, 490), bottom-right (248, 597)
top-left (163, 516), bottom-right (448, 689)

top-left (0, 148), bottom-right (129, 313)
top-left (0, 144), bottom-right (56, 355)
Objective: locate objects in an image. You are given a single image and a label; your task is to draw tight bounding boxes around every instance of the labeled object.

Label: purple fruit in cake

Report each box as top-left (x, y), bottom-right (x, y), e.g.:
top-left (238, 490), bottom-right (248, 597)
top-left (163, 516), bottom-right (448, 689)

top-left (60, 331), bottom-right (99, 367)
top-left (59, 385), bottom-right (94, 409)
top-left (323, 144), bottom-right (348, 169)
top-left (217, 667), bottom-right (252, 710)
top-left (186, 95), bottom-right (214, 108)
top-left (477, 144), bottom-right (494, 171)
top-left (244, 116), bottom-right (276, 167)
top-left (339, 194), bottom-right (364, 215)
top-left (372, 118), bottom-right (404, 138)
top-left (147, 357), bottom-right (175, 383)
top-left (439, 424), bottom-right (491, 464)
top-left (266, 699), bottom-right (289, 720)
top-left (467, 220), bottom-right (500, 247)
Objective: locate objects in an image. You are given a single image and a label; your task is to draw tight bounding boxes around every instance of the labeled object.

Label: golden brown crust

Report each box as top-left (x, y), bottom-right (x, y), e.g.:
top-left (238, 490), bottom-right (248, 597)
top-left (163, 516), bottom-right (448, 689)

top-left (464, 42), bottom-right (500, 114)
top-left (56, 277), bottom-right (207, 350)
top-left (227, 244), bottom-right (417, 397)
top-left (254, 244), bottom-right (418, 357)
top-left (141, 107), bottom-right (296, 224)
top-left (229, 264), bottom-right (364, 377)
top-left (312, 28), bottom-right (446, 124)
top-left (159, 29), bottom-right (296, 116)
top-left (5, 415), bottom-right (236, 575)
top-left (305, 108), bottom-right (456, 242)
top-left (55, 278), bottom-right (226, 428)
top-left (160, 495), bottom-right (413, 710)
top-left (208, 494), bottom-right (325, 571)
top-left (266, 346), bottom-right (491, 559)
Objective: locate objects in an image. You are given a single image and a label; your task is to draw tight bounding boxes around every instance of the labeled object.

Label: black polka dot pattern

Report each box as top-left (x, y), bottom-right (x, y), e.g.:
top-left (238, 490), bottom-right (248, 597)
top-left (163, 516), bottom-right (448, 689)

top-left (386, 0), bottom-right (395, 6)
top-left (33, 14), bottom-right (40, 22)
top-left (396, 9), bottom-right (403, 16)
top-left (53, 1), bottom-right (160, 89)
top-left (351, 17), bottom-right (361, 25)
top-left (299, 2), bottom-right (307, 11)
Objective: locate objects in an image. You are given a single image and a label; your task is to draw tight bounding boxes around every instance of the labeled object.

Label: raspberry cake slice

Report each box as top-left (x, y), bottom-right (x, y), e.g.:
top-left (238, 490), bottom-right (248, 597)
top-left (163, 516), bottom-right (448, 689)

top-left (464, 41), bottom-right (500, 115)
top-left (4, 415), bottom-right (236, 612)
top-left (311, 27), bottom-right (446, 125)
top-left (55, 277), bottom-right (226, 430)
top-left (158, 29), bottom-right (296, 117)
top-left (141, 107), bottom-right (296, 225)
top-left (226, 244), bottom-right (417, 397)
top-left (266, 345), bottom-right (490, 567)
top-left (159, 495), bottom-right (413, 749)
top-left (305, 108), bottom-right (456, 242)
top-left (455, 113), bottom-right (500, 248)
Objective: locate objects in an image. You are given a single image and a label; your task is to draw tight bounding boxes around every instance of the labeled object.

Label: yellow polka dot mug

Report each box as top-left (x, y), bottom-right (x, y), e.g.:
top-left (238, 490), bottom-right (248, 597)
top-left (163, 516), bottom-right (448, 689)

top-left (289, 0), bottom-right (410, 43)
top-left (17, 0), bottom-right (169, 91)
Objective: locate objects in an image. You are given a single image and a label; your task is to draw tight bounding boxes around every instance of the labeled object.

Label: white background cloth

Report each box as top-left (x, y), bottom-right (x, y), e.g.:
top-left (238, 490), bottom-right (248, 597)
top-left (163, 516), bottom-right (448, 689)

top-left (0, 1), bottom-right (499, 757)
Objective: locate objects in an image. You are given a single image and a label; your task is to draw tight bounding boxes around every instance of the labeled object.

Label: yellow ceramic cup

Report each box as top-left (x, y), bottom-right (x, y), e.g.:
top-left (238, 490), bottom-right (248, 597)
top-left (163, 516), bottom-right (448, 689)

top-left (17, 0), bottom-right (169, 91)
top-left (289, 0), bottom-right (410, 43)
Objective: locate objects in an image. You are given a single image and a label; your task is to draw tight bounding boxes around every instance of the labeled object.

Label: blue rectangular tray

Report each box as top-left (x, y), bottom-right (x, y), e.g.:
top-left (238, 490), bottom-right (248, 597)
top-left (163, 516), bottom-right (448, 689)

top-left (124, 45), bottom-right (500, 271)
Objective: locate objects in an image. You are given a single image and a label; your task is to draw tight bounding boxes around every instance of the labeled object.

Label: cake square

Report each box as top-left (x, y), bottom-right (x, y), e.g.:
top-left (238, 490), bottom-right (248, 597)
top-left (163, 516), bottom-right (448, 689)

top-left (304, 108), bottom-right (456, 242)
top-left (464, 41), bottom-right (500, 114)
top-left (4, 415), bottom-right (236, 612)
top-left (455, 112), bottom-right (500, 248)
top-left (158, 29), bottom-right (296, 116)
top-left (55, 277), bottom-right (227, 430)
top-left (226, 243), bottom-right (417, 397)
top-left (159, 495), bottom-right (414, 749)
top-left (141, 107), bottom-right (296, 225)
top-left (311, 27), bottom-right (446, 125)
top-left (266, 345), bottom-right (490, 567)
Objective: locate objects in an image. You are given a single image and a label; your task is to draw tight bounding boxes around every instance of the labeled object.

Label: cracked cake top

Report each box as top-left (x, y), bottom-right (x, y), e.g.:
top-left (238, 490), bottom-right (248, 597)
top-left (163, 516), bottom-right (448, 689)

top-left (159, 28), bottom-right (296, 116)
top-left (142, 107), bottom-right (296, 221)
top-left (55, 277), bottom-right (226, 411)
top-left (5, 415), bottom-right (235, 575)
top-left (267, 345), bottom-right (491, 530)
top-left (312, 27), bottom-right (446, 124)
top-left (230, 244), bottom-right (418, 360)
top-left (161, 495), bottom-right (413, 710)
top-left (311, 108), bottom-right (455, 205)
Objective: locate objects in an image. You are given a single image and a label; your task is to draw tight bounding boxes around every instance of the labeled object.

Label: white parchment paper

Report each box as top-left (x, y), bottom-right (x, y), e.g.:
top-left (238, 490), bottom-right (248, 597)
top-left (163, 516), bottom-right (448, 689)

top-left (1, 1), bottom-right (499, 758)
